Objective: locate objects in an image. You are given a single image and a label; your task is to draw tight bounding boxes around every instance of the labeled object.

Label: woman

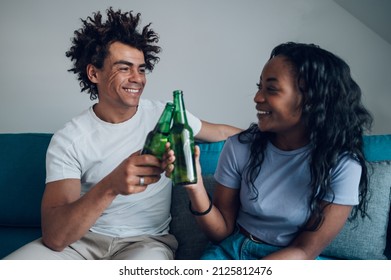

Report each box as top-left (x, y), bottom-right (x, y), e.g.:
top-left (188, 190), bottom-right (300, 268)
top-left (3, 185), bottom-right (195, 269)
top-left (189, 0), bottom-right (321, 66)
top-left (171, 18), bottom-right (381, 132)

top-left (182, 42), bottom-right (373, 259)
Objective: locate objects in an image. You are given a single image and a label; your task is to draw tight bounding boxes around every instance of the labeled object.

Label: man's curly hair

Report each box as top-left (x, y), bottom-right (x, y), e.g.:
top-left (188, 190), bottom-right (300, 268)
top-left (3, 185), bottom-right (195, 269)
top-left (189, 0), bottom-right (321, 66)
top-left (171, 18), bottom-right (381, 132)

top-left (66, 7), bottom-right (161, 100)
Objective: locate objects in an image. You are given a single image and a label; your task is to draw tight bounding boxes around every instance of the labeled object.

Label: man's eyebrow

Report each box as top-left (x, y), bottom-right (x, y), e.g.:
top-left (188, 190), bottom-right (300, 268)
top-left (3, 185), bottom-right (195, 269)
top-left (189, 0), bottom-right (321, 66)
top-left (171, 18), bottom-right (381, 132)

top-left (113, 60), bottom-right (146, 68)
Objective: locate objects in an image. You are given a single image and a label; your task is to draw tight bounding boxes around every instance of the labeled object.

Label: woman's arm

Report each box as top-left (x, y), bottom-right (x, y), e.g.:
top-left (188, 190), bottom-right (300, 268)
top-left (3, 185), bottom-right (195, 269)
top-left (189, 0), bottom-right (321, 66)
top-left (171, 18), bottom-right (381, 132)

top-left (184, 146), bottom-right (240, 242)
top-left (186, 182), bottom-right (240, 242)
top-left (261, 202), bottom-right (353, 260)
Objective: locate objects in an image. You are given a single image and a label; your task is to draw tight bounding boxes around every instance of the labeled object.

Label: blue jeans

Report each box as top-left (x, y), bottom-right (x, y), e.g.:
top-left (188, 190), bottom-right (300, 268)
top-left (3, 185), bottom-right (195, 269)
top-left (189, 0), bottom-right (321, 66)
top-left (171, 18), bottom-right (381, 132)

top-left (201, 226), bottom-right (281, 260)
top-left (201, 226), bottom-right (326, 260)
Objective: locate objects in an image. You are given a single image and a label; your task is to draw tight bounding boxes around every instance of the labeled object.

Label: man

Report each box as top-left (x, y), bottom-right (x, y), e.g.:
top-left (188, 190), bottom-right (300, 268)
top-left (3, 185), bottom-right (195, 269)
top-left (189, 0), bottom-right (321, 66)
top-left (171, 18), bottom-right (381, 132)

top-left (3, 8), bottom-right (240, 260)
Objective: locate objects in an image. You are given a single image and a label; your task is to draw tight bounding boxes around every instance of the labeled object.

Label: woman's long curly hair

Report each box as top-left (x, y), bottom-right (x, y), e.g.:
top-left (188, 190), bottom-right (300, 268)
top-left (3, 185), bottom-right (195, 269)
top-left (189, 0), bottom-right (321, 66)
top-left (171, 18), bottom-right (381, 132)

top-left (66, 7), bottom-right (161, 100)
top-left (239, 42), bottom-right (373, 230)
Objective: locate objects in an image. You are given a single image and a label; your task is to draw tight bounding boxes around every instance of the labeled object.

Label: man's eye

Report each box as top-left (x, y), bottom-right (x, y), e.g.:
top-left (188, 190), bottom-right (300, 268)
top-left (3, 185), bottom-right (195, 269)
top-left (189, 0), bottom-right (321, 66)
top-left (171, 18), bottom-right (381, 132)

top-left (119, 67), bottom-right (130, 72)
top-left (139, 68), bottom-right (146, 74)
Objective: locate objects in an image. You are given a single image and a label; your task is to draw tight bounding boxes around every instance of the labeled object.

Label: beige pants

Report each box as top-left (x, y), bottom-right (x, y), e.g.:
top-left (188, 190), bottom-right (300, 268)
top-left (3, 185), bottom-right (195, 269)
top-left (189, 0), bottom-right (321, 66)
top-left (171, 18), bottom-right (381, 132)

top-left (3, 232), bottom-right (178, 260)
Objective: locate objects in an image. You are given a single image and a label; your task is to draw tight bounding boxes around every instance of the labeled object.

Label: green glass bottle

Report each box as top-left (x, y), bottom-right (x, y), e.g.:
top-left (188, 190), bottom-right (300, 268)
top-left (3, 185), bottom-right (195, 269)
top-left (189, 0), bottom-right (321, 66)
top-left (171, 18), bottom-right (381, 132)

top-left (170, 90), bottom-right (197, 185)
top-left (141, 102), bottom-right (175, 160)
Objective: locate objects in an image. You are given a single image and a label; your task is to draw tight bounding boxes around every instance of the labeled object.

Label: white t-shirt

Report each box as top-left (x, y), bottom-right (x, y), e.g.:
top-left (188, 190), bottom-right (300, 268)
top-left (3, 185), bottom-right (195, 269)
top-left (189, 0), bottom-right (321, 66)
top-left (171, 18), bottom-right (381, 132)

top-left (46, 99), bottom-right (202, 237)
top-left (215, 134), bottom-right (361, 246)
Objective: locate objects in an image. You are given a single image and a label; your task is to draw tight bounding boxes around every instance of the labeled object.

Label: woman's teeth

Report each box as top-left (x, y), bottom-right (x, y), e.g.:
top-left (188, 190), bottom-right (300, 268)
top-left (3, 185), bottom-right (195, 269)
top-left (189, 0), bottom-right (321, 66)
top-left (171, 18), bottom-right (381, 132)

top-left (258, 110), bottom-right (271, 115)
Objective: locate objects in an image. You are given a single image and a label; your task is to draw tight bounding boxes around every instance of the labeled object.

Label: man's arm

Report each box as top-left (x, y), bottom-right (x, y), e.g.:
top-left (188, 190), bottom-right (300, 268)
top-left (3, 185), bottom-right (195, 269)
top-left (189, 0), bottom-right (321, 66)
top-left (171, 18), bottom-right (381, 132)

top-left (195, 120), bottom-right (242, 142)
top-left (41, 178), bottom-right (117, 251)
top-left (41, 151), bottom-right (169, 251)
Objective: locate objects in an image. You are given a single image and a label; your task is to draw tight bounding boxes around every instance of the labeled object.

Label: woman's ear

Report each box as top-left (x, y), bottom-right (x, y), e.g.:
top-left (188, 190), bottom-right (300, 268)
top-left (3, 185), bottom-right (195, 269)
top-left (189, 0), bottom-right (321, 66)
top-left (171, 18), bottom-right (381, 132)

top-left (86, 64), bottom-right (99, 83)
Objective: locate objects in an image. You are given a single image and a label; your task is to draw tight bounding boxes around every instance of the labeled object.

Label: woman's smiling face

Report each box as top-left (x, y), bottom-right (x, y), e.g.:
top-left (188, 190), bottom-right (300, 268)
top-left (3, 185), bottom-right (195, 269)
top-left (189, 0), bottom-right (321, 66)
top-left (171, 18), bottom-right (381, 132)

top-left (254, 55), bottom-right (307, 145)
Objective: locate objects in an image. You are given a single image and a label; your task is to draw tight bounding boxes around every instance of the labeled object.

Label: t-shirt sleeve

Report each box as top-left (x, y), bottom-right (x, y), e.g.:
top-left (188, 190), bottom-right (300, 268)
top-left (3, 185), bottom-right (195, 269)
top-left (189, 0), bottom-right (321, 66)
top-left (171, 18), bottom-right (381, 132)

top-left (186, 110), bottom-right (202, 136)
top-left (214, 137), bottom-right (242, 189)
top-left (45, 133), bottom-right (81, 183)
top-left (325, 155), bottom-right (362, 205)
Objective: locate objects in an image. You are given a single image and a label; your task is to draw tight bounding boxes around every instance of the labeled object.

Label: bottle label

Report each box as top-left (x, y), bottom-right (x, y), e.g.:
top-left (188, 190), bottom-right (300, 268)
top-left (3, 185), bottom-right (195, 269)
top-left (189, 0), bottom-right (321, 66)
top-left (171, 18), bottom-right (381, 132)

top-left (183, 138), bottom-right (196, 181)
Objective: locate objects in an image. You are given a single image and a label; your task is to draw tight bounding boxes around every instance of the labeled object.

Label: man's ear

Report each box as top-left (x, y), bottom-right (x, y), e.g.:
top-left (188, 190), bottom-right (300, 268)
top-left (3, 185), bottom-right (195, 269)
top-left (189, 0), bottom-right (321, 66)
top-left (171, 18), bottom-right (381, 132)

top-left (87, 64), bottom-right (99, 83)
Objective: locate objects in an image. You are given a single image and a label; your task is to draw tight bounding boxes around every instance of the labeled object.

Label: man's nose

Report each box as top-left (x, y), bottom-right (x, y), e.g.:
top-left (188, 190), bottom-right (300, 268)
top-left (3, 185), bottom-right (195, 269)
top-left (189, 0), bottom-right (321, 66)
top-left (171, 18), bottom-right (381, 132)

top-left (128, 69), bottom-right (144, 83)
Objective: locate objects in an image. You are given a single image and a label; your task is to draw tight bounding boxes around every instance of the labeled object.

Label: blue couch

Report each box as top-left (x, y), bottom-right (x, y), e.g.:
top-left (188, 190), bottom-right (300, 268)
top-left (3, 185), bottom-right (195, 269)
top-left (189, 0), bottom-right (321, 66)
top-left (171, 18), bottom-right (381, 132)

top-left (0, 133), bottom-right (390, 259)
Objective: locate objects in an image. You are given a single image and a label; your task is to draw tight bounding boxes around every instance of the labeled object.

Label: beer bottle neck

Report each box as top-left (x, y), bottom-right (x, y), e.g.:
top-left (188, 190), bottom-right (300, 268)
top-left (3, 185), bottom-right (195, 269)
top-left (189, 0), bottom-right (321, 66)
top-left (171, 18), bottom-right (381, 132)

top-left (155, 102), bottom-right (174, 133)
top-left (173, 91), bottom-right (188, 125)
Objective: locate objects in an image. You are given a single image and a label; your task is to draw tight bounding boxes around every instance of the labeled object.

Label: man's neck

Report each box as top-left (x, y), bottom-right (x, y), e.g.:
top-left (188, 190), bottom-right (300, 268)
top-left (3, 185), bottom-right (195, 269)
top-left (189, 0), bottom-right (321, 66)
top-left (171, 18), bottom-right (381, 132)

top-left (93, 103), bottom-right (138, 124)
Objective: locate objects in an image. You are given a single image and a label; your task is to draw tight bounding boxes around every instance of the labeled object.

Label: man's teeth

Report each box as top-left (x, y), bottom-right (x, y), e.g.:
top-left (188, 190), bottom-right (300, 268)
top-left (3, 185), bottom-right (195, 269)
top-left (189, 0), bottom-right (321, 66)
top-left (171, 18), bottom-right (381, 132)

top-left (125, 88), bottom-right (139, 93)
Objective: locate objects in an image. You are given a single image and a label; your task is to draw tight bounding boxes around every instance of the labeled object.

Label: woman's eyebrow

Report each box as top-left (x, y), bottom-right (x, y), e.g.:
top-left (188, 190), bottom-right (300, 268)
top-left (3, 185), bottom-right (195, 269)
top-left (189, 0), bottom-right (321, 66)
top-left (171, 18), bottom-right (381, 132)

top-left (265, 77), bottom-right (278, 82)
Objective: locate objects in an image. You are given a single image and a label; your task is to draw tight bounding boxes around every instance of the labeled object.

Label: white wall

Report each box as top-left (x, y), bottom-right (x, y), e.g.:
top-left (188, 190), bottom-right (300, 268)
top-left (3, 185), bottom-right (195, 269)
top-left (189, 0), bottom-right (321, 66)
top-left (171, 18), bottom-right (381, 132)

top-left (1, 0), bottom-right (390, 134)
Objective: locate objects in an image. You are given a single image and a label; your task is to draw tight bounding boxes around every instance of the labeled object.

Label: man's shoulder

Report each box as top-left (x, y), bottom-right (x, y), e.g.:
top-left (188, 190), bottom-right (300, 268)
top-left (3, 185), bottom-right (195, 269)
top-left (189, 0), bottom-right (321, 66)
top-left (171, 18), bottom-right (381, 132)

top-left (138, 98), bottom-right (167, 111)
top-left (51, 108), bottom-right (94, 146)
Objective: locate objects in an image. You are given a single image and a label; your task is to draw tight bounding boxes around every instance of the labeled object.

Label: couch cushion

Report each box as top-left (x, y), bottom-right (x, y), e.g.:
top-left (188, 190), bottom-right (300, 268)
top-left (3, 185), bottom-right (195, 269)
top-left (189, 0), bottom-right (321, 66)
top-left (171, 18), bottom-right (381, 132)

top-left (197, 141), bottom-right (225, 175)
top-left (0, 227), bottom-right (42, 259)
top-left (363, 134), bottom-right (391, 161)
top-left (170, 175), bottom-right (216, 259)
top-left (0, 133), bottom-right (52, 226)
top-left (321, 161), bottom-right (391, 259)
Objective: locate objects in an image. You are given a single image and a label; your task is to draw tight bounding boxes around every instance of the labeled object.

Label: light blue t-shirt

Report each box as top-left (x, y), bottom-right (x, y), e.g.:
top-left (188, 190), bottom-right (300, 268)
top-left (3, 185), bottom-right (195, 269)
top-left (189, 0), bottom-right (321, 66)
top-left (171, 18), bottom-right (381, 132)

top-left (214, 135), bottom-right (361, 246)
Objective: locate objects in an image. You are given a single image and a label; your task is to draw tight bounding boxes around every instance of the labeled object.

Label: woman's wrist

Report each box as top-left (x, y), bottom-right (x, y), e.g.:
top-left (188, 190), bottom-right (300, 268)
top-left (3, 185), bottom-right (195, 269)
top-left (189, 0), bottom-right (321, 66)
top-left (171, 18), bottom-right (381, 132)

top-left (189, 193), bottom-right (212, 216)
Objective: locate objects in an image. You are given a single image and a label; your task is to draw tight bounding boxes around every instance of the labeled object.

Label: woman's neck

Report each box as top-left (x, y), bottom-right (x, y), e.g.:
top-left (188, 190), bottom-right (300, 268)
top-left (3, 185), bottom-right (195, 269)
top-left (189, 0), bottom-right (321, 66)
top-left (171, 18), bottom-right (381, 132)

top-left (270, 132), bottom-right (309, 151)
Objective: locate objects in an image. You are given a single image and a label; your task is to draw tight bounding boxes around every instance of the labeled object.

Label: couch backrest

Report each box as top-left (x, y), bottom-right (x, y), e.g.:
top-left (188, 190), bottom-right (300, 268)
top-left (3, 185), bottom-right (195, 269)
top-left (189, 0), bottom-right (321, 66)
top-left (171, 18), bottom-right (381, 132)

top-left (363, 134), bottom-right (391, 161)
top-left (197, 135), bottom-right (391, 173)
top-left (0, 133), bottom-right (53, 227)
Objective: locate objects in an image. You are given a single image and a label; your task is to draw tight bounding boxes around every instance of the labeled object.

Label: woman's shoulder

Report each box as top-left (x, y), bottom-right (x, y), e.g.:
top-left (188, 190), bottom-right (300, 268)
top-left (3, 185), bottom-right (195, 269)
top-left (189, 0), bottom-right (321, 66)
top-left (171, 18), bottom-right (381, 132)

top-left (223, 133), bottom-right (252, 158)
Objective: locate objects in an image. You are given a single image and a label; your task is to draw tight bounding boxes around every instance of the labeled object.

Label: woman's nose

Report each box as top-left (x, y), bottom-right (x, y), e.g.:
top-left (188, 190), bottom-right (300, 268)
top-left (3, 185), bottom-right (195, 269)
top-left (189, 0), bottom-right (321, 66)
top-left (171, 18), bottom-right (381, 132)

top-left (254, 90), bottom-right (265, 103)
